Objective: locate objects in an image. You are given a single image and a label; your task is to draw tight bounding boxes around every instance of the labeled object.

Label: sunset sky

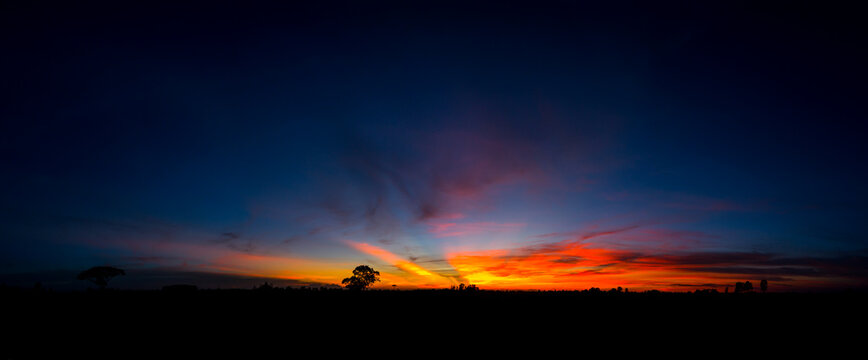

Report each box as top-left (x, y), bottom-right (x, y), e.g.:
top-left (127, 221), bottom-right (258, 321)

top-left (2, 1), bottom-right (866, 291)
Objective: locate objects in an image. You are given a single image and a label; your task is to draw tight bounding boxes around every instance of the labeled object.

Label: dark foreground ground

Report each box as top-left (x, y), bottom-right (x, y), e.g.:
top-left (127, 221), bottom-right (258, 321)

top-left (4, 288), bottom-right (866, 356)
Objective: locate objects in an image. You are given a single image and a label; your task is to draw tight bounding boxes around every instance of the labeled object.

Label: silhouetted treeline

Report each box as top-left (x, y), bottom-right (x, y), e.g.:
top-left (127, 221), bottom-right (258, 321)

top-left (2, 280), bottom-right (859, 297)
top-left (4, 281), bottom-right (866, 358)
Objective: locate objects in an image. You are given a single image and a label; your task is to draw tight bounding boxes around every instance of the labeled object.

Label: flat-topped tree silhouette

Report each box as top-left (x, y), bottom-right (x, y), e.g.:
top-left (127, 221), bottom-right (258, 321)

top-left (77, 266), bottom-right (125, 289)
top-left (342, 265), bottom-right (380, 290)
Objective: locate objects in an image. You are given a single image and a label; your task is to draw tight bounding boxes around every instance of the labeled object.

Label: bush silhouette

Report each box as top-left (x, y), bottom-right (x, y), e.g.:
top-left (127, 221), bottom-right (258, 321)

top-left (342, 265), bottom-right (380, 290)
top-left (77, 266), bottom-right (125, 289)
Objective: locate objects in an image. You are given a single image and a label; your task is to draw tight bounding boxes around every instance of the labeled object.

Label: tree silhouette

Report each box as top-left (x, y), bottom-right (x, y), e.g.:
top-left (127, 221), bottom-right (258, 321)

top-left (341, 265), bottom-right (380, 290)
top-left (760, 279), bottom-right (768, 293)
top-left (77, 266), bottom-right (125, 289)
top-left (735, 281), bottom-right (754, 293)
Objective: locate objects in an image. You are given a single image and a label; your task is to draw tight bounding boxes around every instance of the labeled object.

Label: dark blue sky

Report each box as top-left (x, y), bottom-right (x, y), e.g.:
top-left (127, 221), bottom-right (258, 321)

top-left (1, 1), bottom-right (866, 290)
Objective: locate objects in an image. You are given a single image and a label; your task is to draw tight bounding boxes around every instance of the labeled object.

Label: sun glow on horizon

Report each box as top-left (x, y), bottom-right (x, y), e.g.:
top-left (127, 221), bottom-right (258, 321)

top-left (344, 241), bottom-right (460, 288)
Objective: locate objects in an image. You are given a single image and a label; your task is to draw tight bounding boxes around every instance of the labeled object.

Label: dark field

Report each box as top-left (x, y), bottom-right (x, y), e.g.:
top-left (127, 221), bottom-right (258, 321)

top-left (5, 287), bottom-right (865, 355)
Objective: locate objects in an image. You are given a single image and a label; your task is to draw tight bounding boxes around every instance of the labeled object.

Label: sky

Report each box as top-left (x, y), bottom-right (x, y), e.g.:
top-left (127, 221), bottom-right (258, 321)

top-left (1, 1), bottom-right (867, 291)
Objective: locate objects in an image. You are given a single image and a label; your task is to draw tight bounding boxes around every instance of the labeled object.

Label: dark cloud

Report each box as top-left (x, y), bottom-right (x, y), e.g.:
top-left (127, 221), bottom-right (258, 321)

top-left (631, 251), bottom-right (868, 279)
top-left (689, 267), bottom-right (822, 277)
top-left (532, 224), bottom-right (645, 242)
top-left (579, 225), bottom-right (643, 241)
top-left (670, 283), bottom-right (729, 288)
top-left (637, 252), bottom-right (868, 281)
top-left (643, 253), bottom-right (868, 284)
top-left (119, 256), bottom-right (177, 265)
top-left (550, 256), bottom-right (583, 264)
top-left (217, 232), bottom-right (240, 242)
top-left (282, 227), bottom-right (326, 245)
top-left (227, 241), bottom-right (256, 253)
top-left (212, 232), bottom-right (256, 253)
top-left (640, 252), bottom-right (776, 266)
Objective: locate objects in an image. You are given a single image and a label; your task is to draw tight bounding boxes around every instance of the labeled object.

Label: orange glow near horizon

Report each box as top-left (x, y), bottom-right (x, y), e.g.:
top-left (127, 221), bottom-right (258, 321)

top-left (444, 241), bottom-right (782, 292)
top-left (345, 241), bottom-right (455, 288)
top-left (204, 252), bottom-right (349, 284)
top-left (113, 234), bottom-right (843, 292)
